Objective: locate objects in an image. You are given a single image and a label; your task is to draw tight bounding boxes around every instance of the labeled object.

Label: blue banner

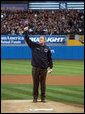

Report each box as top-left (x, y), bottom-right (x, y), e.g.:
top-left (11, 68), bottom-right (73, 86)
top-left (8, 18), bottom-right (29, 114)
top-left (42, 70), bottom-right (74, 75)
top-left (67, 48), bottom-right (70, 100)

top-left (1, 35), bottom-right (25, 45)
top-left (1, 35), bottom-right (67, 45)
top-left (1, 4), bottom-right (27, 11)
top-left (1, 46), bottom-right (84, 60)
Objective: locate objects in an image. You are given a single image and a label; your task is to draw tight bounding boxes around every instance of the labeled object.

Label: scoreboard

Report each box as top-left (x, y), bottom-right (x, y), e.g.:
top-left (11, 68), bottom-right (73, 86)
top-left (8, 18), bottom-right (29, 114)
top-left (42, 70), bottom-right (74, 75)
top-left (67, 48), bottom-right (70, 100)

top-left (29, 1), bottom-right (84, 10)
top-left (1, 1), bottom-right (84, 10)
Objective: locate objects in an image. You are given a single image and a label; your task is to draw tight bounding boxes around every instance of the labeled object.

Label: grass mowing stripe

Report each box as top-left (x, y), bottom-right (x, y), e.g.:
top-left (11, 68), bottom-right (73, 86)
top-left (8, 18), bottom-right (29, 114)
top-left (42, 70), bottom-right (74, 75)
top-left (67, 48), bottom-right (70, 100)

top-left (53, 60), bottom-right (84, 63)
top-left (53, 65), bottom-right (84, 69)
top-left (2, 83), bottom-right (84, 91)
top-left (2, 88), bottom-right (32, 97)
top-left (46, 87), bottom-right (84, 95)
top-left (53, 67), bottom-right (81, 70)
top-left (1, 60), bottom-right (31, 65)
top-left (2, 60), bottom-right (84, 65)
top-left (46, 92), bottom-right (84, 104)
top-left (51, 71), bottom-right (83, 75)
top-left (53, 68), bottom-right (83, 72)
top-left (46, 89), bottom-right (84, 99)
top-left (1, 92), bottom-right (25, 100)
top-left (54, 63), bottom-right (84, 67)
top-left (1, 91), bottom-right (30, 99)
top-left (6, 86), bottom-right (33, 93)
top-left (2, 85), bottom-right (41, 97)
top-left (2, 85), bottom-right (84, 98)
top-left (46, 88), bottom-right (84, 98)
top-left (46, 96), bottom-right (84, 105)
top-left (1, 83), bottom-right (33, 87)
top-left (2, 61), bottom-right (83, 68)
top-left (1, 92), bottom-right (32, 100)
top-left (2, 62), bottom-right (30, 66)
top-left (5, 62), bottom-right (84, 68)
top-left (2, 84), bottom-right (84, 98)
top-left (2, 61), bottom-right (31, 64)
top-left (53, 67), bottom-right (83, 71)
top-left (46, 95), bottom-right (84, 105)
top-left (53, 63), bottom-right (84, 66)
top-left (1, 60), bottom-right (84, 76)
top-left (1, 89), bottom-right (31, 99)
top-left (47, 85), bottom-right (84, 91)
top-left (2, 64), bottom-right (29, 70)
top-left (2, 84), bottom-right (83, 91)
top-left (1, 84), bottom-right (33, 97)
top-left (2, 63), bottom-right (32, 70)
top-left (1, 88), bottom-right (32, 100)
top-left (55, 64), bottom-right (84, 67)
top-left (1, 84), bottom-right (84, 104)
top-left (52, 70), bottom-right (84, 74)
top-left (2, 87), bottom-right (32, 96)
top-left (47, 87), bottom-right (84, 93)
top-left (54, 68), bottom-right (84, 72)
top-left (3, 88), bottom-right (82, 103)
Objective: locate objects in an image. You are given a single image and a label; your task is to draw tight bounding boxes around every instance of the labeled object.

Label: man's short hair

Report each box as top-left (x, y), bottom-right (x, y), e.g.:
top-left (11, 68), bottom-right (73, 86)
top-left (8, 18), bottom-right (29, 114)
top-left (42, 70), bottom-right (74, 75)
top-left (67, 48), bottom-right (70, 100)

top-left (40, 35), bottom-right (46, 41)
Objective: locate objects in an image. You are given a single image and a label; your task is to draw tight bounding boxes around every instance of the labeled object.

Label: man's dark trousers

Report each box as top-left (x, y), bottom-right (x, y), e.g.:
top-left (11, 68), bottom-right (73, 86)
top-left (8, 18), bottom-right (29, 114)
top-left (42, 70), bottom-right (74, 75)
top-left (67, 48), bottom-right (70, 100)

top-left (32, 67), bottom-right (47, 100)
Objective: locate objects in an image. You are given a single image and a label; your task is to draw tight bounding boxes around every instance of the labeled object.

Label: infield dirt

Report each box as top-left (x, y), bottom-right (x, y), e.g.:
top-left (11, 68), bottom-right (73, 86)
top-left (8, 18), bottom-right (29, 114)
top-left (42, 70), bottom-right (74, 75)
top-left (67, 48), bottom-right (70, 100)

top-left (1, 75), bottom-right (84, 86)
top-left (1, 100), bottom-right (84, 113)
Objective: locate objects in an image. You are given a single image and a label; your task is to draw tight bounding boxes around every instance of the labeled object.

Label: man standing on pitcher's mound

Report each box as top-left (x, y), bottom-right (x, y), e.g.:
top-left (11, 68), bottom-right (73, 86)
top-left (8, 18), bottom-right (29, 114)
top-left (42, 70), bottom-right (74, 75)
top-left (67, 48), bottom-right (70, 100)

top-left (24, 27), bottom-right (53, 103)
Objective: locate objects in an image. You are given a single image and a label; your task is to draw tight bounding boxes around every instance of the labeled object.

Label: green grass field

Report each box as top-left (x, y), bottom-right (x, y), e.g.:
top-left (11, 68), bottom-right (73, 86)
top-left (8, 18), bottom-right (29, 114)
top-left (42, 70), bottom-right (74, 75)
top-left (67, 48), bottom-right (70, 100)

top-left (1, 83), bottom-right (84, 105)
top-left (1, 60), bottom-right (84, 105)
top-left (1, 60), bottom-right (84, 75)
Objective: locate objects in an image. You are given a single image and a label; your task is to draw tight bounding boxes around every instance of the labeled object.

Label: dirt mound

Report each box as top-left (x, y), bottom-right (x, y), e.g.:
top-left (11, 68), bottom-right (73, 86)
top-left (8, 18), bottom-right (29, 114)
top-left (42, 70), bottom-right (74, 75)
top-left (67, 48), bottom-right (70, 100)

top-left (1, 100), bottom-right (84, 113)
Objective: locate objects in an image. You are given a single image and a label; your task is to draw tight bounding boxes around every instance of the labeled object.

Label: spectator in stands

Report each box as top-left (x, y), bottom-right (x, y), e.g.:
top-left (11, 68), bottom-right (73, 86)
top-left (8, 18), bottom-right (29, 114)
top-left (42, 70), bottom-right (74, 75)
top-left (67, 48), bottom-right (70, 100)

top-left (1, 9), bottom-right (84, 35)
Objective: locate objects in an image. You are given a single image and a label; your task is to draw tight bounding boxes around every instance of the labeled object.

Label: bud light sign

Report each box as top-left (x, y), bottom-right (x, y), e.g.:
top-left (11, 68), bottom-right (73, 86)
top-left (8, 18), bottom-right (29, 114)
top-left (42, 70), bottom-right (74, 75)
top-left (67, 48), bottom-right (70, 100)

top-left (29, 35), bottom-right (67, 45)
top-left (1, 35), bottom-right (67, 46)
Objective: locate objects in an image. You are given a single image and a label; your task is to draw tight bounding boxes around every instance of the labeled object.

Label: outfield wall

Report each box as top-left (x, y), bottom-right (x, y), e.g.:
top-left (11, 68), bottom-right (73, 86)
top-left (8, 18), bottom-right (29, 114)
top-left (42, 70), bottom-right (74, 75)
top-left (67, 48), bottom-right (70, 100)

top-left (1, 46), bottom-right (84, 60)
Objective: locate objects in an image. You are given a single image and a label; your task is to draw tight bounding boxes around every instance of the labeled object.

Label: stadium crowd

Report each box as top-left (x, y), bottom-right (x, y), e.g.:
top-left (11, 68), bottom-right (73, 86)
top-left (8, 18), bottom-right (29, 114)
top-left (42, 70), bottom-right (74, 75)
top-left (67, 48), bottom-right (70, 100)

top-left (1, 9), bottom-right (84, 35)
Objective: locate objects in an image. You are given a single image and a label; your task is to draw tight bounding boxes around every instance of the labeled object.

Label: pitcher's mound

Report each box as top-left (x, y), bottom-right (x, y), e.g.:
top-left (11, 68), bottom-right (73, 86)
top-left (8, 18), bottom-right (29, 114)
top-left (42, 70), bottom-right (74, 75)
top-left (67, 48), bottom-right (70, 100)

top-left (1, 100), bottom-right (84, 113)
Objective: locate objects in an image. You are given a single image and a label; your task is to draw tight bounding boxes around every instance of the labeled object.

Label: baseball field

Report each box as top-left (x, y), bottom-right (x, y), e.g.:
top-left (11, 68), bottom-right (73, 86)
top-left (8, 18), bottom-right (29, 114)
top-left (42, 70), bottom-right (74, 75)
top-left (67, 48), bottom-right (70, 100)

top-left (1, 60), bottom-right (84, 113)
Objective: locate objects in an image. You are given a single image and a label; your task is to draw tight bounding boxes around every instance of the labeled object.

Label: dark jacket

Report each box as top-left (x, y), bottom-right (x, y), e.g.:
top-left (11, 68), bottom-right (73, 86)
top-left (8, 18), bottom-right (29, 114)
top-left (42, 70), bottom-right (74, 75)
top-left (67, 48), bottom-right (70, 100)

top-left (24, 31), bottom-right (53, 69)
